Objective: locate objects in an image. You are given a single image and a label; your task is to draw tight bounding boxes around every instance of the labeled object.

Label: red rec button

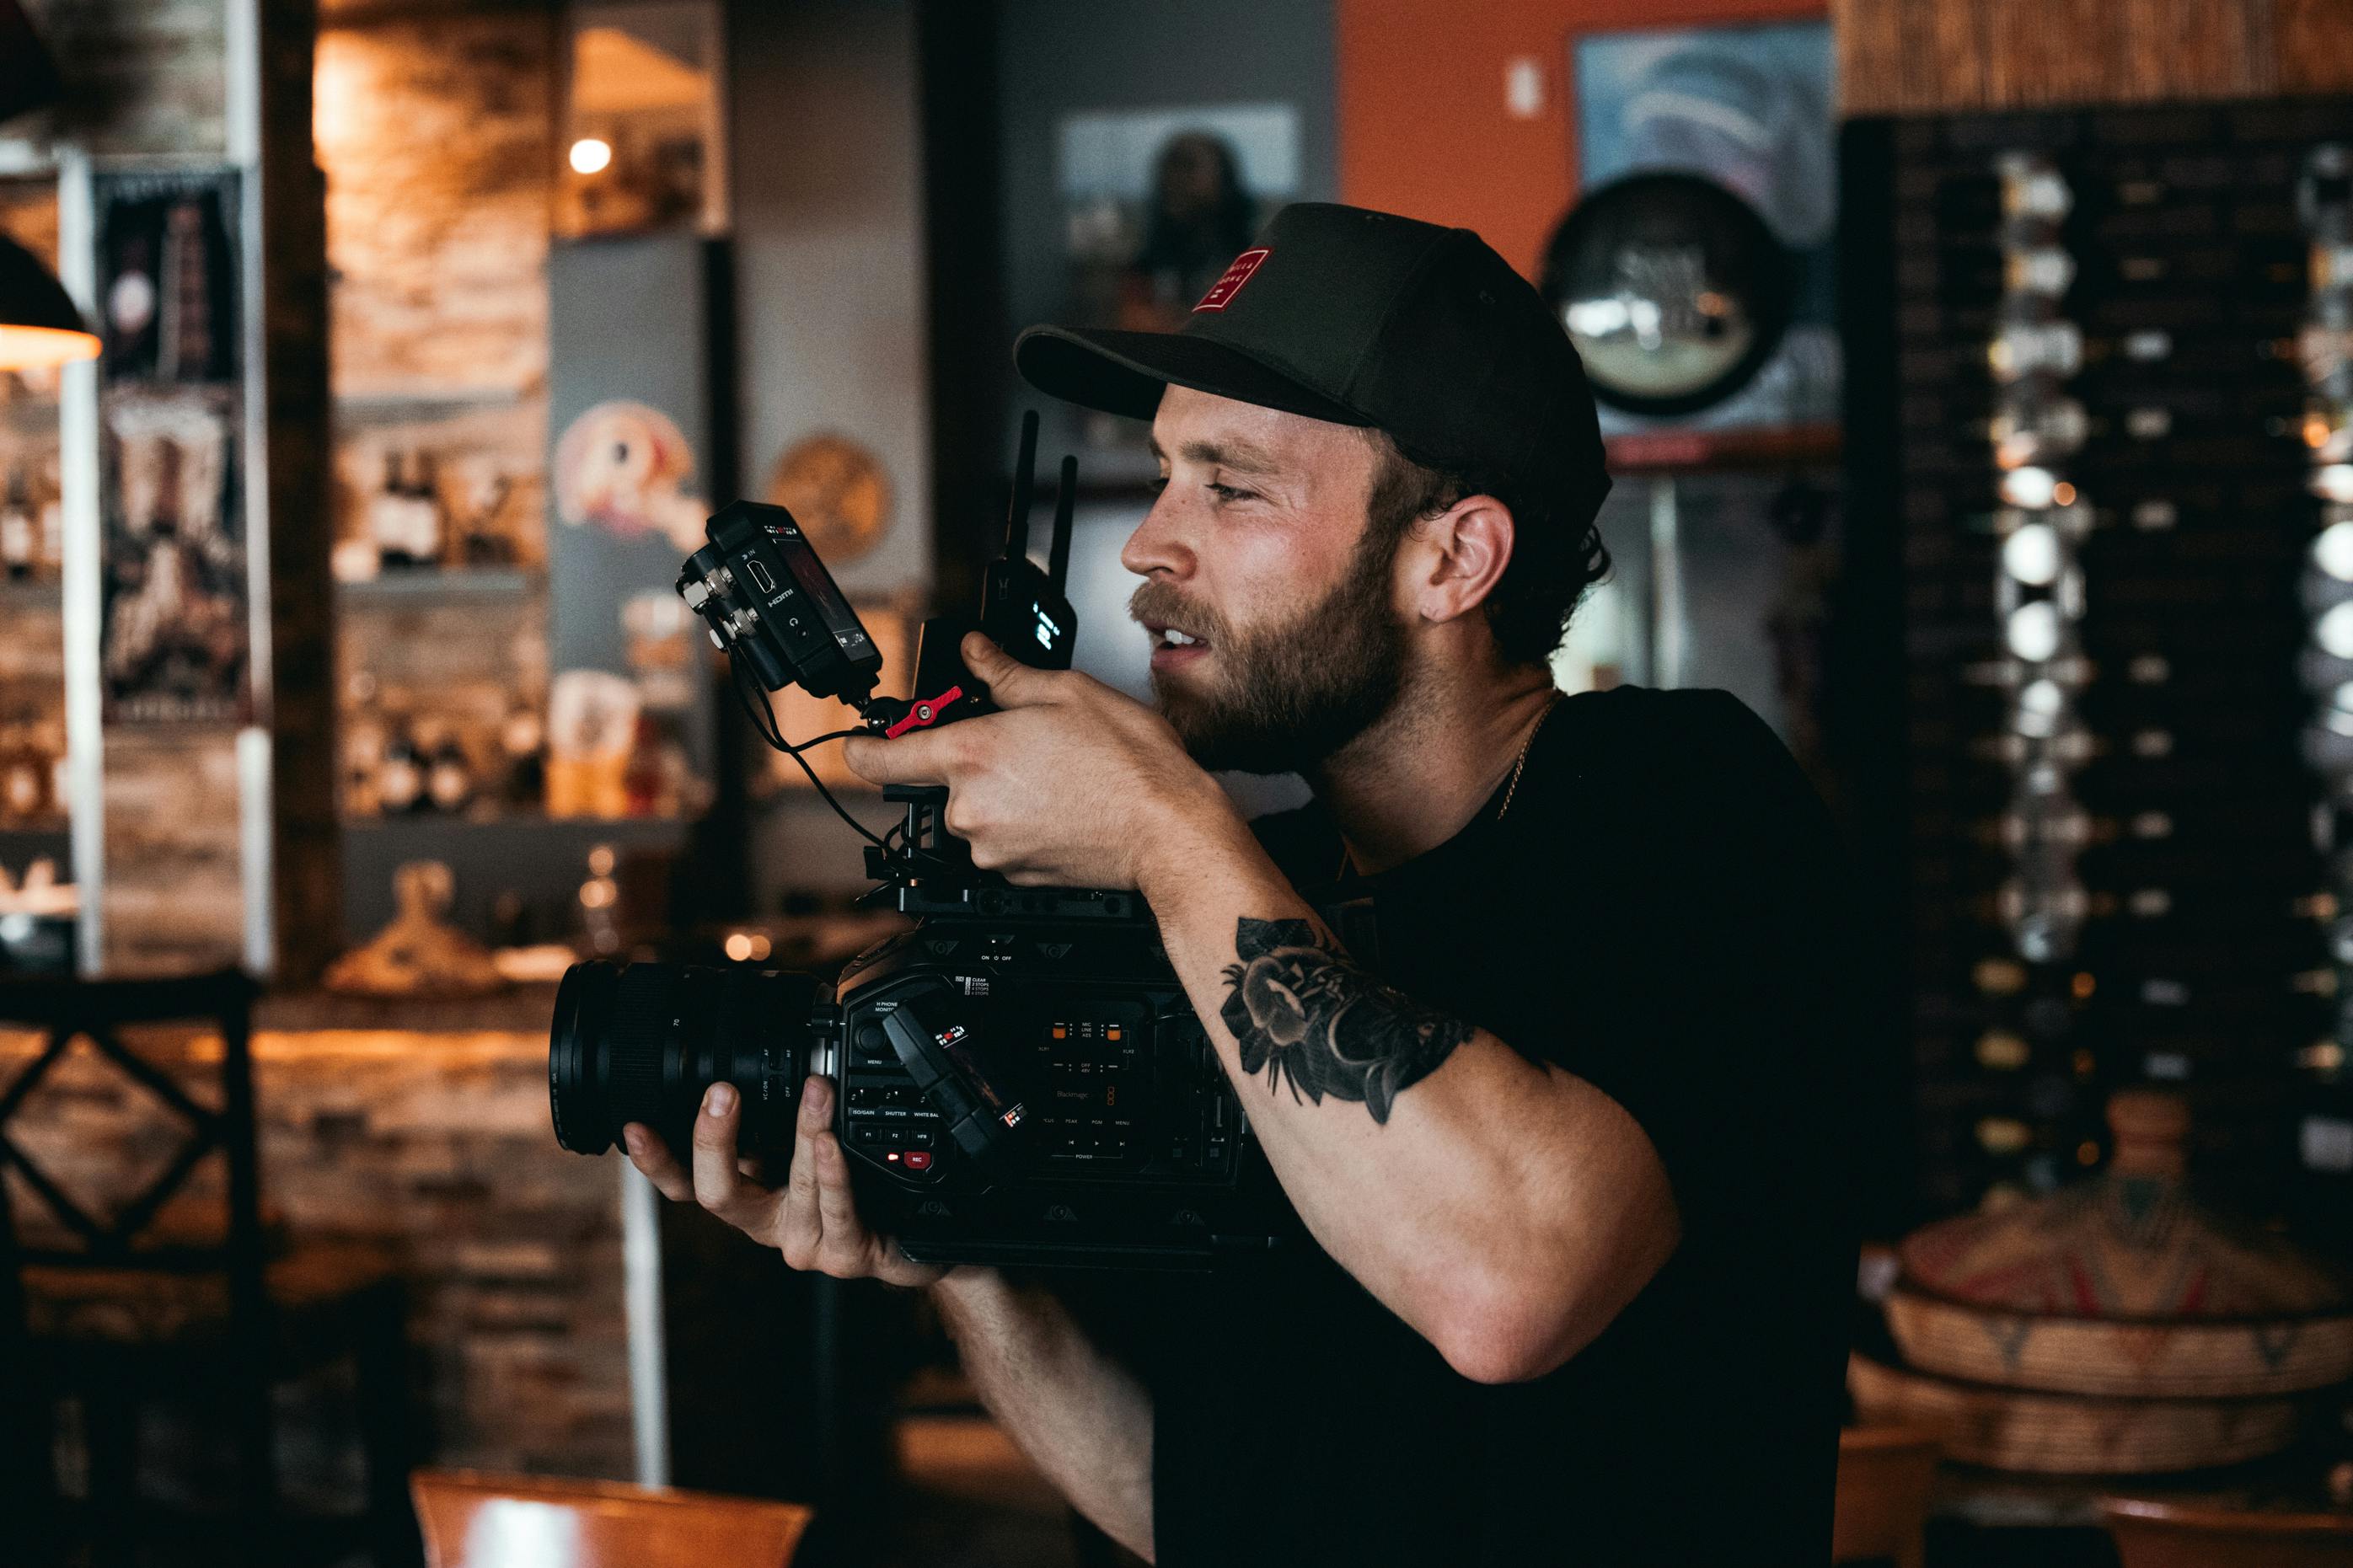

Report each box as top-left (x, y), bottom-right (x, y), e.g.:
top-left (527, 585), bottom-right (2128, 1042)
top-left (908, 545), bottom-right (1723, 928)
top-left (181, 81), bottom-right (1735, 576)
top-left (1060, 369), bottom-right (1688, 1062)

top-left (902, 1150), bottom-right (933, 1171)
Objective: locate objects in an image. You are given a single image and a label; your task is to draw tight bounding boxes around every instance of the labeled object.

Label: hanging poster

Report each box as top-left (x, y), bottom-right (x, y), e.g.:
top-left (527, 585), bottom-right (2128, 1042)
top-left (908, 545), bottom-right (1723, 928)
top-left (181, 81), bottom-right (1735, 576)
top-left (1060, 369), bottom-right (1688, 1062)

top-left (92, 169), bottom-right (249, 724)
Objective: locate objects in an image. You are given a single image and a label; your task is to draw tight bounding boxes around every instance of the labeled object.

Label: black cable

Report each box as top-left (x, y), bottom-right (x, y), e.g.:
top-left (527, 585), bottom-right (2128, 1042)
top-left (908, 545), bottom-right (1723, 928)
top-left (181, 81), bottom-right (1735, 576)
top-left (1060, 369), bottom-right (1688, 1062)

top-left (726, 661), bottom-right (892, 853)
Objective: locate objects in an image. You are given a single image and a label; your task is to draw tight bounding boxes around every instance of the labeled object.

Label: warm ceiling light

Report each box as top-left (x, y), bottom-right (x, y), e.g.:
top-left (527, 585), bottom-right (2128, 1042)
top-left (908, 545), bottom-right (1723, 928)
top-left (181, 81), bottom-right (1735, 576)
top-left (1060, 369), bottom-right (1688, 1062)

top-left (569, 137), bottom-right (614, 175)
top-left (0, 233), bottom-right (99, 372)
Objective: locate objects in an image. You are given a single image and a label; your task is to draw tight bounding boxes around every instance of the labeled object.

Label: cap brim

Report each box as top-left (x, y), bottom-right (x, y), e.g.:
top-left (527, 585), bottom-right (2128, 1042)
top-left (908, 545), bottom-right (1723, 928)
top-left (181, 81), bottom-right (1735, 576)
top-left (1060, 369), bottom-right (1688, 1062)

top-left (1015, 324), bottom-right (1370, 429)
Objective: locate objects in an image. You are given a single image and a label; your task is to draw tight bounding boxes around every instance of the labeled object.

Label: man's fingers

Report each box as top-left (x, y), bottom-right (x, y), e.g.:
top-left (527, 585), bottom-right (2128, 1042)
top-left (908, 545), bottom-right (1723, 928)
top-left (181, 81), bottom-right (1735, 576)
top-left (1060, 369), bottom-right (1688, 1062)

top-left (623, 1123), bottom-right (695, 1202)
top-left (689, 1084), bottom-right (755, 1219)
top-left (811, 1126), bottom-right (867, 1274)
top-left (842, 725), bottom-right (954, 787)
top-left (777, 1075), bottom-right (831, 1268)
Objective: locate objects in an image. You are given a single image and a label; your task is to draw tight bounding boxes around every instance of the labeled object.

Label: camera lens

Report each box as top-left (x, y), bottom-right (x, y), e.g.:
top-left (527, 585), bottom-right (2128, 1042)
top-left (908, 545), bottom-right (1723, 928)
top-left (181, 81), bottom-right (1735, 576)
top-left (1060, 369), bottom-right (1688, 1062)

top-left (549, 960), bottom-right (823, 1159)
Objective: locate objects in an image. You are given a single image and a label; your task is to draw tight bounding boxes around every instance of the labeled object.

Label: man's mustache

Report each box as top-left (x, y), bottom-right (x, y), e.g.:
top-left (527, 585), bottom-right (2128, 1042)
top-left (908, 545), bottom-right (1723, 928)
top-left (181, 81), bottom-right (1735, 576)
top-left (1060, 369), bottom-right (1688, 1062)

top-left (1127, 581), bottom-right (1231, 644)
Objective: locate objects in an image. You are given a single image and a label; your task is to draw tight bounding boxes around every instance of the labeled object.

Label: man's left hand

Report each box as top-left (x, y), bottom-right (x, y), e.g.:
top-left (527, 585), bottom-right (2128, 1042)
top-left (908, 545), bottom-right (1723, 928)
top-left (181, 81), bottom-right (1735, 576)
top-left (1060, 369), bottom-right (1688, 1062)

top-left (841, 633), bottom-right (1238, 891)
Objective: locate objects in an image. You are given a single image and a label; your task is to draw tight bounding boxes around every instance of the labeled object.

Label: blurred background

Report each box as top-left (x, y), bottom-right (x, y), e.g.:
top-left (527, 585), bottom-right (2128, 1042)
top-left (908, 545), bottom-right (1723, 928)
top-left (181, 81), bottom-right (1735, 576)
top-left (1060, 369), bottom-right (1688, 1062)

top-left (2, 1), bottom-right (2352, 1565)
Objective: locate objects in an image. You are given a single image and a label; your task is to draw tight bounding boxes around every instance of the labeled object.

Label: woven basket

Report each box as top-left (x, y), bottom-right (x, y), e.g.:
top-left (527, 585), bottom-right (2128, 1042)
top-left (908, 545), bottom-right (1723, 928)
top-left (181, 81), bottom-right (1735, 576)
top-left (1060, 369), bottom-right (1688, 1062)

top-left (1848, 1353), bottom-right (2307, 1474)
top-left (1886, 1285), bottom-right (2353, 1399)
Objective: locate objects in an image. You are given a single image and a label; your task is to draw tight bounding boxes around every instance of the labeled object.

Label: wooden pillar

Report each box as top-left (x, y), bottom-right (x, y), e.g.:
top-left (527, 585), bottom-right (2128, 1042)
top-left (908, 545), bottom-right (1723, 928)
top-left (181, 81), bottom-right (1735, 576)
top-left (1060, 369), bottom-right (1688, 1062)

top-left (249, 0), bottom-right (340, 985)
top-left (1835, 0), bottom-right (2353, 116)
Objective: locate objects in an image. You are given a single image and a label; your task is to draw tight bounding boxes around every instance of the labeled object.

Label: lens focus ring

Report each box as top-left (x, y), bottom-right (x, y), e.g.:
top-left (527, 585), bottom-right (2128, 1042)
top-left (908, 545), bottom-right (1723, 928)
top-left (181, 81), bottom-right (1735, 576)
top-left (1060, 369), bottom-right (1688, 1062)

top-left (606, 964), bottom-right (677, 1126)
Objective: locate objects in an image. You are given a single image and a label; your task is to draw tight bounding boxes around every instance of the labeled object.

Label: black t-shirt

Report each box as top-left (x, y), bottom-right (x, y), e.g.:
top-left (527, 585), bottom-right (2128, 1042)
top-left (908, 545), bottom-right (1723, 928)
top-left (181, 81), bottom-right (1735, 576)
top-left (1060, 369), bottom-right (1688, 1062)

top-left (1125, 684), bottom-right (1863, 1566)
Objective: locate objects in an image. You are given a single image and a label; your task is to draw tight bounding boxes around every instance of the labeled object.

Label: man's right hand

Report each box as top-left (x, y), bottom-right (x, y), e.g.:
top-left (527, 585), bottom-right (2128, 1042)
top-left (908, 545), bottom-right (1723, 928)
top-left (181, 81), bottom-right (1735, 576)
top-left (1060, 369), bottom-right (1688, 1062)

top-left (623, 1073), bottom-right (949, 1290)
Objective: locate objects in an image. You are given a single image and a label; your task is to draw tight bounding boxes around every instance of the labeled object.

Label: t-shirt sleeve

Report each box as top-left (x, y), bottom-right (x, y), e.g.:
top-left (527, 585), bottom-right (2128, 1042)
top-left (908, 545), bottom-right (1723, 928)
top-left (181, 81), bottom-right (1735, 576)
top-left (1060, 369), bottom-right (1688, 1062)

top-left (1516, 689), bottom-right (1857, 1248)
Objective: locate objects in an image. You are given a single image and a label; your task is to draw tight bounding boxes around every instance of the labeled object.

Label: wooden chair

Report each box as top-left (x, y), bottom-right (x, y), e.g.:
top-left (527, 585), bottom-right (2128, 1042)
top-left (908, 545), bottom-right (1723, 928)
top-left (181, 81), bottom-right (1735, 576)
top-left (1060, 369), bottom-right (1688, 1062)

top-left (0, 971), bottom-right (416, 1566)
top-left (2100, 1496), bottom-right (2353, 1568)
top-left (1833, 1424), bottom-right (1942, 1568)
top-left (412, 1469), bottom-right (815, 1568)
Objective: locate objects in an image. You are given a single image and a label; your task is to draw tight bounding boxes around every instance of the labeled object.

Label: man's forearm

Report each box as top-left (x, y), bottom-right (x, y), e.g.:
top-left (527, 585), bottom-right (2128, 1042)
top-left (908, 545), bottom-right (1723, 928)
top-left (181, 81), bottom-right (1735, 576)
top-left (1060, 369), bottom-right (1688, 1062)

top-left (1134, 811), bottom-right (1680, 1384)
top-left (930, 1266), bottom-right (1155, 1562)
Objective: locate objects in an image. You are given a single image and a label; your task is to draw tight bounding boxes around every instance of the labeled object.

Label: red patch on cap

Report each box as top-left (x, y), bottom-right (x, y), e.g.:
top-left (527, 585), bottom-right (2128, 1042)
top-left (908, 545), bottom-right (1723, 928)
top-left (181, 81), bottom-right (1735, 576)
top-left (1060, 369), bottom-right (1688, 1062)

top-left (1193, 248), bottom-right (1269, 313)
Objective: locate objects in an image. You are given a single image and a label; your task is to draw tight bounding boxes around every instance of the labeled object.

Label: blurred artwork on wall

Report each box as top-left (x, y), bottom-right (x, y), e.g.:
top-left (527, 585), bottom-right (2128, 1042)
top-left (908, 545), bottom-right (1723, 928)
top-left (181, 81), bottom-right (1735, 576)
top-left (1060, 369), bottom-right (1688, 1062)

top-left (553, 397), bottom-right (705, 554)
top-left (1572, 19), bottom-right (1837, 433)
top-left (93, 169), bottom-right (249, 725)
top-left (765, 431), bottom-right (891, 565)
top-left (1057, 102), bottom-right (1300, 457)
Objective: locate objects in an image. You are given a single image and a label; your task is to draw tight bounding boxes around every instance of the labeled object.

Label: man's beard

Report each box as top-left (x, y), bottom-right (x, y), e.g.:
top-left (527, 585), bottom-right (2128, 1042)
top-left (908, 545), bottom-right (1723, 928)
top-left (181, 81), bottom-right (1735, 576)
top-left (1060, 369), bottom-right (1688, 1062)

top-left (1128, 526), bottom-right (1408, 774)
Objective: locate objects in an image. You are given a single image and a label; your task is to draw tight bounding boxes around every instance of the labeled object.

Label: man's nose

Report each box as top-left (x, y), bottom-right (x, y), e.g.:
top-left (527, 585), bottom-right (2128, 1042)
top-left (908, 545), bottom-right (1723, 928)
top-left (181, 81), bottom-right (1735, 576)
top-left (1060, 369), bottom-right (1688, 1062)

top-left (1120, 494), bottom-right (1195, 581)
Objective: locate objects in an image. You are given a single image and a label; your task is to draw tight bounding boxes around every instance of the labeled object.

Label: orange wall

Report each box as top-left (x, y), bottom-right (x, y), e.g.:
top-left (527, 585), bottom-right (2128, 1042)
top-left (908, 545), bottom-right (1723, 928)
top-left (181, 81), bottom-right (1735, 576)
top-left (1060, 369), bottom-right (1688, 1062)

top-left (1335, 0), bottom-right (1825, 280)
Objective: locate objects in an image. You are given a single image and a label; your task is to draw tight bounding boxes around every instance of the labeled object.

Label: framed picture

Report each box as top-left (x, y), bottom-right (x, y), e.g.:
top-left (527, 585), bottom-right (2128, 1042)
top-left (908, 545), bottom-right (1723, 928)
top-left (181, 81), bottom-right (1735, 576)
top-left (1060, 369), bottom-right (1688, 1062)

top-left (92, 169), bottom-right (250, 724)
top-left (1572, 19), bottom-right (1837, 433)
top-left (1056, 103), bottom-right (1300, 460)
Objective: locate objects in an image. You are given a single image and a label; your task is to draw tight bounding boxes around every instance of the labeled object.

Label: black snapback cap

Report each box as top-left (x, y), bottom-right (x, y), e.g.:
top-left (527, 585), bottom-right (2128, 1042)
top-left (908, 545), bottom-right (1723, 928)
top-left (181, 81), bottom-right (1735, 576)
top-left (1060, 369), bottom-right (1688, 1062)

top-left (1016, 202), bottom-right (1611, 523)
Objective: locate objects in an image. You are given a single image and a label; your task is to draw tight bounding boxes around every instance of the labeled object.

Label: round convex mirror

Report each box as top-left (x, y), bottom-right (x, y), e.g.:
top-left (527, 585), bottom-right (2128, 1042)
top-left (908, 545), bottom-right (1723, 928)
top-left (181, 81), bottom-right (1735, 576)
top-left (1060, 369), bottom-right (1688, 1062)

top-left (1539, 171), bottom-right (1795, 419)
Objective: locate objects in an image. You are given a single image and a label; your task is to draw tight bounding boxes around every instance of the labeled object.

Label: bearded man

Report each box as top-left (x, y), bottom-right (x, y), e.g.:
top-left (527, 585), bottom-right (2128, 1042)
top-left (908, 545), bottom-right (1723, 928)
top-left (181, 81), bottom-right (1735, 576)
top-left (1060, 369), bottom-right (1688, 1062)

top-left (624, 203), bottom-right (1861, 1565)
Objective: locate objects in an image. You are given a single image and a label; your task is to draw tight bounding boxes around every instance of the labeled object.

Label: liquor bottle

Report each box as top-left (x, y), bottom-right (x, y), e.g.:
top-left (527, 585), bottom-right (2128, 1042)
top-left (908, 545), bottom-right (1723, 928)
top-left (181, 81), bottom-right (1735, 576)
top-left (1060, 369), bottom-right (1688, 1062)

top-left (370, 452), bottom-right (415, 569)
top-left (498, 698), bottom-right (546, 811)
top-left (426, 728), bottom-right (474, 815)
top-left (459, 473), bottom-right (517, 566)
top-left (0, 466), bottom-right (33, 582)
top-left (622, 713), bottom-right (667, 816)
top-left (0, 723), bottom-right (47, 822)
top-left (341, 705), bottom-right (386, 818)
top-left (378, 720), bottom-right (426, 814)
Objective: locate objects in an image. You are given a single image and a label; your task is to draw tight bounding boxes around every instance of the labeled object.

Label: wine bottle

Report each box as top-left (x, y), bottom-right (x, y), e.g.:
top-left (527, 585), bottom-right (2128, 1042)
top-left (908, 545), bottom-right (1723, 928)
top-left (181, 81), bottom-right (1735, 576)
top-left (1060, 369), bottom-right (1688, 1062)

top-left (498, 698), bottom-right (545, 811)
top-left (341, 706), bottom-right (385, 818)
top-left (371, 452), bottom-right (414, 569)
top-left (0, 723), bottom-right (47, 822)
top-left (409, 450), bottom-right (447, 567)
top-left (378, 720), bottom-right (425, 814)
top-left (426, 728), bottom-right (474, 815)
top-left (0, 467), bottom-right (33, 582)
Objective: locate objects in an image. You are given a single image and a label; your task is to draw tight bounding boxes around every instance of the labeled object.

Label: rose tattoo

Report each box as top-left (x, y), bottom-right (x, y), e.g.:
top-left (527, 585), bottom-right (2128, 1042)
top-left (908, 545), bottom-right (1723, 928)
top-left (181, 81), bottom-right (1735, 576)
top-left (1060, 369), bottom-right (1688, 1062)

top-left (1219, 917), bottom-right (1474, 1124)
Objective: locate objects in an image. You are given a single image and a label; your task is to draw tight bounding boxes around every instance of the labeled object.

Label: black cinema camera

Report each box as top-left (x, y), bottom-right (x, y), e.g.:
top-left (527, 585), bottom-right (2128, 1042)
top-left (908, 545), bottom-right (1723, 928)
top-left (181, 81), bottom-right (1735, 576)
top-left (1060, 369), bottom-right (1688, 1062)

top-left (548, 415), bottom-right (1291, 1268)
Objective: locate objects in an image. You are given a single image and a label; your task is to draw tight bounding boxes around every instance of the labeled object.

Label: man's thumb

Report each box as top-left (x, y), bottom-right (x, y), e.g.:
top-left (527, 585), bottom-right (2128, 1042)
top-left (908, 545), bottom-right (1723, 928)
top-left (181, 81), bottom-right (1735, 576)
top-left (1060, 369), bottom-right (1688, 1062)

top-left (962, 632), bottom-right (1045, 704)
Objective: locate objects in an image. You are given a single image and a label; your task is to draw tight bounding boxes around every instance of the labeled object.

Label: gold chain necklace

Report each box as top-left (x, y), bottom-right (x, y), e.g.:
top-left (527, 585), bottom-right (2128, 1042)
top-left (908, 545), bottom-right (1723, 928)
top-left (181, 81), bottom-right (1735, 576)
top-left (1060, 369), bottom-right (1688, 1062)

top-left (1495, 693), bottom-right (1561, 821)
top-left (1336, 693), bottom-right (1561, 883)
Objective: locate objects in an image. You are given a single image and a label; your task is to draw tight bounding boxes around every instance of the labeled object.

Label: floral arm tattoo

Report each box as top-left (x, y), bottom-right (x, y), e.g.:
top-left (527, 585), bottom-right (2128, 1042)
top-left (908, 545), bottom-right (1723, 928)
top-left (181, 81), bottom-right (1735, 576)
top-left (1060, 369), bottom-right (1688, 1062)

top-left (1219, 916), bottom-right (1476, 1125)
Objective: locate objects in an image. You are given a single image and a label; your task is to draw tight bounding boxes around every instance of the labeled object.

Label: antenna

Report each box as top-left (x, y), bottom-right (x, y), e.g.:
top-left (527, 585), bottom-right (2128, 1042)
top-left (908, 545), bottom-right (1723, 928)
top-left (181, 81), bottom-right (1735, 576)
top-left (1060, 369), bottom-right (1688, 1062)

top-left (1047, 455), bottom-right (1076, 592)
top-left (1005, 409), bottom-right (1039, 560)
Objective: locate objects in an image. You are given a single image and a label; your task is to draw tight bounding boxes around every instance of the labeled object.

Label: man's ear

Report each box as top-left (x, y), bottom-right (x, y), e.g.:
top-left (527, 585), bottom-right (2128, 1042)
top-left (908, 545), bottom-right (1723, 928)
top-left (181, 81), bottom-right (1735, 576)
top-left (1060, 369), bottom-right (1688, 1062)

top-left (1408, 493), bottom-right (1515, 626)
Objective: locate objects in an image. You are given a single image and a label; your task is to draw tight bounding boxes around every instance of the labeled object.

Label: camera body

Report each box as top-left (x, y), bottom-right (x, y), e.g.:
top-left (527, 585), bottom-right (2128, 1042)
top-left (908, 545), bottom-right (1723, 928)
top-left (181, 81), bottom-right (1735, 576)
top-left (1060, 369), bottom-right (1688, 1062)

top-left (551, 415), bottom-right (1297, 1267)
top-left (823, 888), bottom-right (1290, 1267)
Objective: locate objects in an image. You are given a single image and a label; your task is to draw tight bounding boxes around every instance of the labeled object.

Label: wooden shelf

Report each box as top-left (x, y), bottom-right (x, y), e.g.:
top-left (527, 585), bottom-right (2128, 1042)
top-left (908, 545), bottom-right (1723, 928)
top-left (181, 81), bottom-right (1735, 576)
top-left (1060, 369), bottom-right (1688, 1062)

top-left (335, 565), bottom-right (542, 602)
top-left (333, 388), bottom-right (528, 426)
top-left (1602, 422), bottom-right (1842, 476)
top-left (0, 576), bottom-right (62, 610)
top-left (0, 825), bottom-right (71, 866)
top-left (341, 811), bottom-right (688, 837)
